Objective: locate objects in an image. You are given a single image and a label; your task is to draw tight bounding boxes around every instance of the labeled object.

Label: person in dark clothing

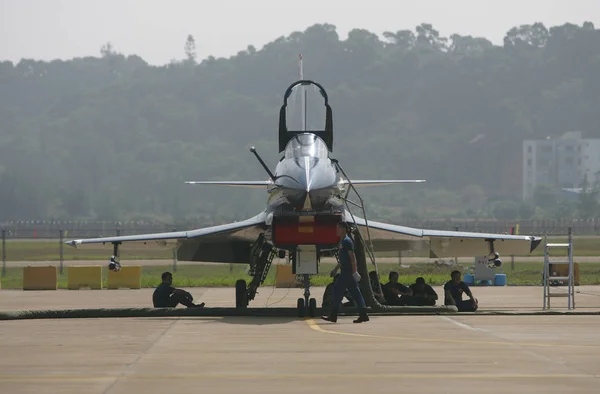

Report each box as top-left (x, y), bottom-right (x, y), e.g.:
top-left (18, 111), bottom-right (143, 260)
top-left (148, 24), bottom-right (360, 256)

top-left (152, 272), bottom-right (205, 308)
top-left (321, 222), bottom-right (369, 323)
top-left (382, 271), bottom-right (413, 306)
top-left (444, 270), bottom-right (478, 312)
top-left (322, 274), bottom-right (355, 308)
top-left (408, 277), bottom-right (438, 306)
top-left (369, 270), bottom-right (386, 304)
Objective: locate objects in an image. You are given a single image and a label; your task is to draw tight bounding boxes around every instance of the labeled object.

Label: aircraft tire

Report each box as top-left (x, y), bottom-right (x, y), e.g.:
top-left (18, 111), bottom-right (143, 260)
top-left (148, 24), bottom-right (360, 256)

top-left (235, 279), bottom-right (247, 309)
top-left (308, 298), bottom-right (317, 317)
top-left (297, 298), bottom-right (305, 317)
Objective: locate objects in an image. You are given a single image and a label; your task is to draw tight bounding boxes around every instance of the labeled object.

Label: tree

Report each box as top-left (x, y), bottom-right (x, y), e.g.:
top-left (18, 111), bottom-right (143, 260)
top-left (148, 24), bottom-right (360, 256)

top-left (1, 21), bottom-right (599, 222)
top-left (184, 34), bottom-right (197, 63)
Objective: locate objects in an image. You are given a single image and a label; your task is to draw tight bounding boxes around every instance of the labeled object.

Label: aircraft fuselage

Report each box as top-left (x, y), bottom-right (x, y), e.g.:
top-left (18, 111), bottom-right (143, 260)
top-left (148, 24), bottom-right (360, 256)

top-left (262, 133), bottom-right (346, 250)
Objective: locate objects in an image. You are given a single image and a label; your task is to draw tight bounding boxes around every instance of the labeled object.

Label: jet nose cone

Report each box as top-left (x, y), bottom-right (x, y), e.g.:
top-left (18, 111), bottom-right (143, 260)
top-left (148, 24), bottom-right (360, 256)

top-left (275, 156), bottom-right (338, 210)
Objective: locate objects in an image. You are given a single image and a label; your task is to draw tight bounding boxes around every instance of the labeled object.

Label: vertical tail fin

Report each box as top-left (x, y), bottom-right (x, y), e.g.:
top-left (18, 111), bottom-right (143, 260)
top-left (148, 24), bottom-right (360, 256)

top-left (299, 54), bottom-right (307, 132)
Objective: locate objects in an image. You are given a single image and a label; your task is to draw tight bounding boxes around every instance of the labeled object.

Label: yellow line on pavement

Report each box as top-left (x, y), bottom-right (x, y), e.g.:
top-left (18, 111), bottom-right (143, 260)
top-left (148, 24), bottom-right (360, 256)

top-left (304, 318), bottom-right (599, 349)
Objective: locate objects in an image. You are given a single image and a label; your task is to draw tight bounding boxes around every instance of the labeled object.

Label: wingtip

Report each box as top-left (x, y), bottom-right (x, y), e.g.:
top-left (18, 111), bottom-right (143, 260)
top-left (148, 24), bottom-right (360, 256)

top-left (530, 237), bottom-right (543, 253)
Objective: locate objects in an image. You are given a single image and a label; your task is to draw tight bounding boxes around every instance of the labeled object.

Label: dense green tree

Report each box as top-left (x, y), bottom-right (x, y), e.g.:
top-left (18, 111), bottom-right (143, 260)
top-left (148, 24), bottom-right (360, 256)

top-left (1, 21), bottom-right (599, 224)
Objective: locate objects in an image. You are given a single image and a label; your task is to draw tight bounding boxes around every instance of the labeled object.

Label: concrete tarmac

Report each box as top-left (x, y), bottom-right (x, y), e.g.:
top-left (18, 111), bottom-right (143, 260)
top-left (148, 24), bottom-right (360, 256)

top-left (0, 286), bottom-right (599, 393)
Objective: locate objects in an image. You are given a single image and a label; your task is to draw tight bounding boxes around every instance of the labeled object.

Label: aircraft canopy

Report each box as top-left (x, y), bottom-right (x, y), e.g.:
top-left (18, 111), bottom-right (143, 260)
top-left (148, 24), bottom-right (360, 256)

top-left (283, 133), bottom-right (329, 159)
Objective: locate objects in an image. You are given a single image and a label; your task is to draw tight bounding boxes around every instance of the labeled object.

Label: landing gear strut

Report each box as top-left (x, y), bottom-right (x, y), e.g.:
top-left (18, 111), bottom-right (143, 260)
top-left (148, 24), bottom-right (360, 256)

top-left (235, 234), bottom-right (275, 309)
top-left (293, 248), bottom-right (318, 317)
top-left (296, 275), bottom-right (317, 317)
top-left (485, 239), bottom-right (502, 268)
top-left (108, 242), bottom-right (121, 272)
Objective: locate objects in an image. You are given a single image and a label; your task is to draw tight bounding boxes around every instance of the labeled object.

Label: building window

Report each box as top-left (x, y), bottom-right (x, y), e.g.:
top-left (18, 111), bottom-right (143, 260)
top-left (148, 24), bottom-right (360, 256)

top-left (527, 146), bottom-right (532, 153)
top-left (527, 158), bottom-right (532, 166)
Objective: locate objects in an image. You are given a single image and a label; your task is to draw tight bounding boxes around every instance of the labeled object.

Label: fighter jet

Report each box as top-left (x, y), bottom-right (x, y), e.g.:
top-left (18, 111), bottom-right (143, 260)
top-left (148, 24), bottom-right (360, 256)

top-left (66, 59), bottom-right (542, 316)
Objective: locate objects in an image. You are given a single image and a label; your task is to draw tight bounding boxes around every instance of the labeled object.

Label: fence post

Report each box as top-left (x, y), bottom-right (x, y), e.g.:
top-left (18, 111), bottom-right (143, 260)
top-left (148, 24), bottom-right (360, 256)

top-left (1, 229), bottom-right (6, 277)
top-left (59, 229), bottom-right (64, 274)
top-left (172, 248), bottom-right (178, 273)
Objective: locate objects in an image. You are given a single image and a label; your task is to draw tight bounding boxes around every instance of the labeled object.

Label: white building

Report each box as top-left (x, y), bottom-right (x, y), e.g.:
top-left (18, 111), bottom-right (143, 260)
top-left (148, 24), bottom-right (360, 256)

top-left (522, 131), bottom-right (600, 200)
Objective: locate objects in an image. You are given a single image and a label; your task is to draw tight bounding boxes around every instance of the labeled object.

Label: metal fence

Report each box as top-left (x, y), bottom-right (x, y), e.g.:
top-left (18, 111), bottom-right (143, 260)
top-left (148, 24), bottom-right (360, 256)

top-left (2, 218), bottom-right (600, 238)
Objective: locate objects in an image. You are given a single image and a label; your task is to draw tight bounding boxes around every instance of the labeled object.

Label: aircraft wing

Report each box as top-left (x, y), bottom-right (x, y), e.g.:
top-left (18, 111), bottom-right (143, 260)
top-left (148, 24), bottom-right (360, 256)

top-left (184, 179), bottom-right (425, 188)
top-left (65, 212), bottom-right (267, 263)
top-left (184, 181), bottom-right (271, 188)
top-left (343, 180), bottom-right (425, 187)
top-left (348, 212), bottom-right (542, 258)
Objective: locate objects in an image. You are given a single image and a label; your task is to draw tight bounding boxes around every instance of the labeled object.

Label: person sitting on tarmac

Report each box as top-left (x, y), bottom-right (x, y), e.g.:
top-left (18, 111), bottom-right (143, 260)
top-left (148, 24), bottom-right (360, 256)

top-left (153, 271), bottom-right (205, 308)
top-left (322, 273), bottom-right (355, 308)
top-left (408, 277), bottom-right (438, 306)
top-left (382, 271), bottom-right (413, 306)
top-left (369, 270), bottom-right (386, 304)
top-left (444, 270), bottom-right (478, 312)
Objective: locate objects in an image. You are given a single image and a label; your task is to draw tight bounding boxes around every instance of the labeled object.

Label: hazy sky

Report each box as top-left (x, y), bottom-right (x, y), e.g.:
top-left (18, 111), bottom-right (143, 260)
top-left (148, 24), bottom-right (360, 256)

top-left (1, 0), bottom-right (599, 65)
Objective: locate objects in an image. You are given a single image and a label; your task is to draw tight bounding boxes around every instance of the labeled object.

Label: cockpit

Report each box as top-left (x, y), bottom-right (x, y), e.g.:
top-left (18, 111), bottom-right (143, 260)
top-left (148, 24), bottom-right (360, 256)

top-left (283, 133), bottom-right (329, 160)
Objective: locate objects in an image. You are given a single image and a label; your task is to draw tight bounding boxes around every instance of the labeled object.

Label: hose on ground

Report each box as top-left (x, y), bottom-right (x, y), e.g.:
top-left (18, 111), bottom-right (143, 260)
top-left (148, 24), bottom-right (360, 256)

top-left (352, 228), bottom-right (458, 314)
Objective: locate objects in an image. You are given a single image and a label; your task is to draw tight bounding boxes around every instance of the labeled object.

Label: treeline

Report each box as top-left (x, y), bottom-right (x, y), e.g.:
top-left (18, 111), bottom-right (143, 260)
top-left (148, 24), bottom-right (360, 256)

top-left (1, 22), bottom-right (600, 224)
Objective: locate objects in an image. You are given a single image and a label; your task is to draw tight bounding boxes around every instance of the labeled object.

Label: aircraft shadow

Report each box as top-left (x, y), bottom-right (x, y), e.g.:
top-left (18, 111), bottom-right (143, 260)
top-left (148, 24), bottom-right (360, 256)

top-left (140, 316), bottom-right (299, 326)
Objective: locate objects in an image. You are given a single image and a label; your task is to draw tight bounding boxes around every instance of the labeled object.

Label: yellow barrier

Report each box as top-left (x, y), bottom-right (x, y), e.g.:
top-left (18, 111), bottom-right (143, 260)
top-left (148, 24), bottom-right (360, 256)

top-left (107, 266), bottom-right (141, 289)
top-left (275, 264), bottom-right (299, 288)
top-left (67, 266), bottom-right (102, 290)
top-left (23, 266), bottom-right (58, 290)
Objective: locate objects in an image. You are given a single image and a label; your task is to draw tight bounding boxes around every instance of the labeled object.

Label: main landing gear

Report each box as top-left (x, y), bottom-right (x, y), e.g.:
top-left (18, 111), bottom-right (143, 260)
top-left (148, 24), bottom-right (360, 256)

top-left (485, 239), bottom-right (502, 268)
top-left (108, 242), bottom-right (122, 272)
top-left (235, 234), bottom-right (276, 309)
top-left (234, 236), bottom-right (319, 317)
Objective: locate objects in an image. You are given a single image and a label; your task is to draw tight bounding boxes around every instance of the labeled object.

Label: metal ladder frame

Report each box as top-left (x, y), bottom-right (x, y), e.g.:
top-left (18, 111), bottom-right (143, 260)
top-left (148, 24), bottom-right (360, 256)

top-left (542, 227), bottom-right (574, 310)
top-left (331, 159), bottom-right (384, 296)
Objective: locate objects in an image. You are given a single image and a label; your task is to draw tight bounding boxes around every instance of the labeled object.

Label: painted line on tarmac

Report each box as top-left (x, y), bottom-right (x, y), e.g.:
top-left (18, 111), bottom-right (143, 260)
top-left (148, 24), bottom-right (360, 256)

top-left (304, 318), bottom-right (599, 349)
top-left (0, 373), bottom-right (598, 381)
top-left (439, 316), bottom-right (487, 332)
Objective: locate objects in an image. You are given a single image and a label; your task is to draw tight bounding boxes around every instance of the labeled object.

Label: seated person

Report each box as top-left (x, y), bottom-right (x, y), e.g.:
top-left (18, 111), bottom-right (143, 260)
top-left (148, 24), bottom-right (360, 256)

top-left (444, 270), bottom-right (478, 312)
top-left (408, 277), bottom-right (438, 306)
top-left (322, 274), bottom-right (354, 308)
top-left (152, 271), bottom-right (205, 308)
top-left (369, 270), bottom-right (386, 304)
top-left (382, 271), bottom-right (413, 306)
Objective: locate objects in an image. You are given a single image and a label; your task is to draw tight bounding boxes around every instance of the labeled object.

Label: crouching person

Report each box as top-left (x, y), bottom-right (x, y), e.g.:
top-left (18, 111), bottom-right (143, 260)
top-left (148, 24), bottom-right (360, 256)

top-left (444, 270), bottom-right (478, 312)
top-left (408, 277), bottom-right (438, 306)
top-left (153, 272), bottom-right (205, 308)
top-left (368, 271), bottom-right (387, 304)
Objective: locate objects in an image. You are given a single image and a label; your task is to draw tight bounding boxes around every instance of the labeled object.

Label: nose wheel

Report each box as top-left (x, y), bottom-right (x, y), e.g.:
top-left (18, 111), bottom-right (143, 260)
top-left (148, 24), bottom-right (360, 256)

top-left (297, 297), bottom-right (317, 317)
top-left (297, 274), bottom-right (317, 317)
